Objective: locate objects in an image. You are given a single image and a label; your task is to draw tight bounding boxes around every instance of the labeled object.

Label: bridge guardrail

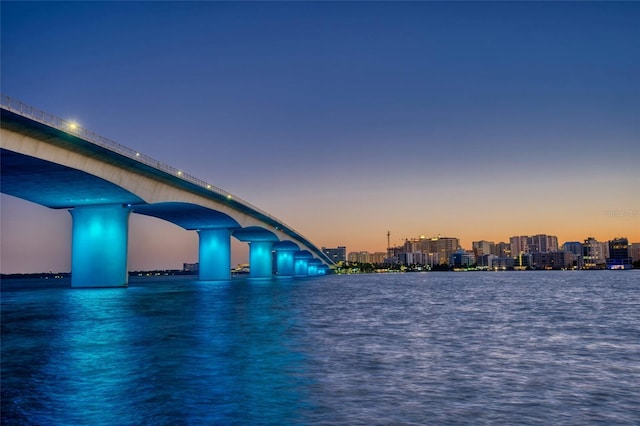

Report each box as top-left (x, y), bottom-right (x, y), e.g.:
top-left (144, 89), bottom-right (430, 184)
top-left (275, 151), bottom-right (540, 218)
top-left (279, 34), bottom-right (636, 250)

top-left (1, 94), bottom-right (332, 264)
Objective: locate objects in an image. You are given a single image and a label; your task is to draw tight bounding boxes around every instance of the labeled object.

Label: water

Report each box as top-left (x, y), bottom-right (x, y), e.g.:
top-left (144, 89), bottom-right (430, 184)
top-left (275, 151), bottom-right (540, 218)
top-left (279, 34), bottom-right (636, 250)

top-left (2, 271), bottom-right (639, 425)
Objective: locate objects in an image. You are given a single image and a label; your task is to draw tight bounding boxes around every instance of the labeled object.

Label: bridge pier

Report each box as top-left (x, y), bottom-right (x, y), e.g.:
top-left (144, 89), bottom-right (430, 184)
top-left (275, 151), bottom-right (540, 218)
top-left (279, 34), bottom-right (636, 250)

top-left (275, 250), bottom-right (295, 277)
top-left (70, 204), bottom-right (131, 288)
top-left (273, 241), bottom-right (298, 277)
top-left (294, 251), bottom-right (312, 277)
top-left (249, 241), bottom-right (274, 278)
top-left (308, 258), bottom-right (322, 276)
top-left (198, 228), bottom-right (231, 281)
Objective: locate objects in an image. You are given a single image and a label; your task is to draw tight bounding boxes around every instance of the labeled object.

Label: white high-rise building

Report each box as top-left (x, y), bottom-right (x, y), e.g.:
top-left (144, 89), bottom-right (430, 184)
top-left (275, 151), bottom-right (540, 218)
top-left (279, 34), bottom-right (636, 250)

top-left (529, 234), bottom-right (559, 252)
top-left (510, 234), bottom-right (558, 256)
top-left (510, 236), bottom-right (529, 257)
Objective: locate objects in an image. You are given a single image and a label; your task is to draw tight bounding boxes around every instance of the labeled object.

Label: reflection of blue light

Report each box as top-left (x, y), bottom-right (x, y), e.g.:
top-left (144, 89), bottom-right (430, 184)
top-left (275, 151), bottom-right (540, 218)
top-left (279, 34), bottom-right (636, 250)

top-left (70, 205), bottom-right (130, 287)
top-left (250, 241), bottom-right (273, 278)
top-left (199, 228), bottom-right (231, 281)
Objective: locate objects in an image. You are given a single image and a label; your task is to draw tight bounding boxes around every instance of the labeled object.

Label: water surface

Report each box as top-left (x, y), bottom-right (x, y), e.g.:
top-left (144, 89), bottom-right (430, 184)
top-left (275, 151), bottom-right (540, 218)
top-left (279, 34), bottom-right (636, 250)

top-left (2, 271), bottom-right (639, 424)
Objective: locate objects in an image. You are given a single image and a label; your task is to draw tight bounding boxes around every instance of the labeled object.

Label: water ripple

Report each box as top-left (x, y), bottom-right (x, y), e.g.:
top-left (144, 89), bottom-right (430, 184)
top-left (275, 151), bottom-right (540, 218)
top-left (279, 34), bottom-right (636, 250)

top-left (2, 271), bottom-right (639, 425)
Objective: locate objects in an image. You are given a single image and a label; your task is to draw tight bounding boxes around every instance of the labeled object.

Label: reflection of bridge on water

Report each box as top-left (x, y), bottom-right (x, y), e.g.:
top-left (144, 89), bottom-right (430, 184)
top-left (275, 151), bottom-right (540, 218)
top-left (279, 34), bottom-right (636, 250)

top-left (0, 95), bottom-right (333, 287)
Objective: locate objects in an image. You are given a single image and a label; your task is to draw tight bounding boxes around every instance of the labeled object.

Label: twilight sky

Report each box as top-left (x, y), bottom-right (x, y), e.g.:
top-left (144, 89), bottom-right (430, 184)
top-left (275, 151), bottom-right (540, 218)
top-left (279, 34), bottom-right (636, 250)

top-left (2, 1), bottom-right (639, 273)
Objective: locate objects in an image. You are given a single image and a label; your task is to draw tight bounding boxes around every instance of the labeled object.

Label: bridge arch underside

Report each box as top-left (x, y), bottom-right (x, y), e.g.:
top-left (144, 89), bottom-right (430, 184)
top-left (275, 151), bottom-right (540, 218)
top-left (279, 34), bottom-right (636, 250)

top-left (1, 149), bottom-right (320, 286)
top-left (0, 148), bottom-right (144, 208)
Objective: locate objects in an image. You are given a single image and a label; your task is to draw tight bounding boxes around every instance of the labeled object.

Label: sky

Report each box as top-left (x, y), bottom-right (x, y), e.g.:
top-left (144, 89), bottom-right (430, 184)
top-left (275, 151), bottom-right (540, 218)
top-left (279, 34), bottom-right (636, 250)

top-left (1, 1), bottom-right (639, 273)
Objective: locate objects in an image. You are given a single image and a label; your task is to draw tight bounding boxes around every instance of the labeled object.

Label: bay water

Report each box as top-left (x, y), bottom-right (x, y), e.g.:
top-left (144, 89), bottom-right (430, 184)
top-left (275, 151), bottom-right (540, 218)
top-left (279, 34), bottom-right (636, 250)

top-left (2, 271), bottom-right (639, 425)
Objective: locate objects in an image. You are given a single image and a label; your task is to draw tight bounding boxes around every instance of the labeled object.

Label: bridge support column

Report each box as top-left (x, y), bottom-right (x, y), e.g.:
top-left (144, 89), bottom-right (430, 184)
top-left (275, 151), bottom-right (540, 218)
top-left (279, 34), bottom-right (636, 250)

top-left (308, 259), bottom-right (320, 276)
top-left (294, 252), bottom-right (311, 277)
top-left (70, 204), bottom-right (131, 288)
top-left (198, 228), bottom-right (231, 281)
top-left (295, 258), bottom-right (309, 276)
top-left (275, 249), bottom-right (295, 277)
top-left (249, 241), bottom-right (273, 278)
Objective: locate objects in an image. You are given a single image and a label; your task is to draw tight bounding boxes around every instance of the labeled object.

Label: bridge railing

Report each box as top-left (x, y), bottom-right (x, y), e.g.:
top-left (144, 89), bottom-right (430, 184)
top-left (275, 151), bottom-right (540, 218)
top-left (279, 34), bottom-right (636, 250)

top-left (1, 96), bottom-right (283, 229)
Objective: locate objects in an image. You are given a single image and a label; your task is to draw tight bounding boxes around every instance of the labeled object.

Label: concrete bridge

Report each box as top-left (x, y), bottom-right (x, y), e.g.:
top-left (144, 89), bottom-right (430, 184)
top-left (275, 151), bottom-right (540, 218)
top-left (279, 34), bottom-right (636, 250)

top-left (0, 95), bottom-right (333, 287)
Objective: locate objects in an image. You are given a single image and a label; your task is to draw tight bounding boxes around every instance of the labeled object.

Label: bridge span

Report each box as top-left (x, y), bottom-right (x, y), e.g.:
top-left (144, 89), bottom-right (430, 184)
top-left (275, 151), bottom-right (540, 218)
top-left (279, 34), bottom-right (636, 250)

top-left (1, 95), bottom-right (333, 287)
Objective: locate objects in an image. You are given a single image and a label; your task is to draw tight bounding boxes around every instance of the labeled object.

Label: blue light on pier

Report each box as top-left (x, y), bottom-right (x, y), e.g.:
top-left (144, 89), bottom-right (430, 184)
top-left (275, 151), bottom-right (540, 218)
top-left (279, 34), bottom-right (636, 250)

top-left (70, 205), bottom-right (131, 287)
top-left (273, 241), bottom-right (299, 277)
top-left (294, 251), bottom-right (312, 277)
top-left (249, 241), bottom-right (274, 279)
top-left (198, 228), bottom-right (232, 281)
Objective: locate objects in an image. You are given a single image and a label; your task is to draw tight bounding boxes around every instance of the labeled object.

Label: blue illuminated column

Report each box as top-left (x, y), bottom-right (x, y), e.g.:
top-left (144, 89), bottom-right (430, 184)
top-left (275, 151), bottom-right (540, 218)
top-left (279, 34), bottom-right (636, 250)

top-left (70, 204), bottom-right (131, 288)
top-left (249, 241), bottom-right (274, 278)
top-left (275, 249), bottom-right (295, 277)
top-left (308, 259), bottom-right (321, 276)
top-left (294, 251), bottom-right (312, 277)
top-left (198, 228), bottom-right (231, 281)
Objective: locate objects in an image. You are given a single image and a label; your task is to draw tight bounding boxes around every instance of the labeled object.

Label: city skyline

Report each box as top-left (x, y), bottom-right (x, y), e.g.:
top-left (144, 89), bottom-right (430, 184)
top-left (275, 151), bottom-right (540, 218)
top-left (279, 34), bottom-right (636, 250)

top-left (2, 2), bottom-right (639, 273)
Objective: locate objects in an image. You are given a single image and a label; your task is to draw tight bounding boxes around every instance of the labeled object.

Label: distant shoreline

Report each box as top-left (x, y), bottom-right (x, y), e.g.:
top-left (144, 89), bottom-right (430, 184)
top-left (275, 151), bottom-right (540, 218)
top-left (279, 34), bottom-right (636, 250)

top-left (0, 270), bottom-right (198, 280)
top-left (2, 268), bottom-right (636, 281)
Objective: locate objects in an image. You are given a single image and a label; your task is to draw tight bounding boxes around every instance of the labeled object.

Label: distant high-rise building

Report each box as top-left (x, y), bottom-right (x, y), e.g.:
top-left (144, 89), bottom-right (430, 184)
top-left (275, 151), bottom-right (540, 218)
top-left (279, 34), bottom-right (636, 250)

top-left (347, 251), bottom-right (370, 263)
top-left (562, 241), bottom-right (584, 269)
top-left (493, 242), bottom-right (511, 258)
top-left (385, 235), bottom-right (460, 266)
top-left (472, 240), bottom-right (495, 258)
top-left (583, 237), bottom-right (608, 269)
top-left (510, 236), bottom-right (529, 257)
top-left (606, 238), bottom-right (633, 269)
top-left (562, 241), bottom-right (583, 255)
top-left (425, 236), bottom-right (460, 265)
top-left (401, 252), bottom-right (429, 266)
top-left (510, 234), bottom-right (558, 256)
top-left (322, 246), bottom-right (346, 263)
top-left (348, 251), bottom-right (396, 264)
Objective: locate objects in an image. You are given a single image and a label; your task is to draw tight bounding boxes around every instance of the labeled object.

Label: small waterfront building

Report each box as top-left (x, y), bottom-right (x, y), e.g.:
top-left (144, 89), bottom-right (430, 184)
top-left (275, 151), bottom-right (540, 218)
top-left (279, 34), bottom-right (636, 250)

top-left (530, 251), bottom-right (573, 270)
top-left (449, 250), bottom-right (475, 268)
top-left (477, 254), bottom-right (497, 269)
top-left (492, 257), bottom-right (515, 270)
top-left (183, 262), bottom-right (199, 273)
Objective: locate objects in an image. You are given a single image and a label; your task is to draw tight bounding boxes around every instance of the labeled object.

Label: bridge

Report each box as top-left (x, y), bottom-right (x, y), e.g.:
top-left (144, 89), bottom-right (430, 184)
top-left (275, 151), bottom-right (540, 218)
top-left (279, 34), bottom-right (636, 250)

top-left (0, 95), bottom-right (333, 287)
